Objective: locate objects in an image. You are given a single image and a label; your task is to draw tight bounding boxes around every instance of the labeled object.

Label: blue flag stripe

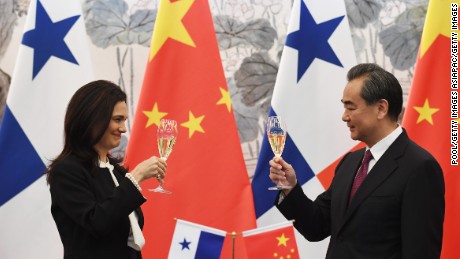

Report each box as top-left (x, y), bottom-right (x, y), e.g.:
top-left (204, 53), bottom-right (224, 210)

top-left (195, 231), bottom-right (225, 259)
top-left (0, 106), bottom-right (46, 205)
top-left (252, 108), bottom-right (315, 218)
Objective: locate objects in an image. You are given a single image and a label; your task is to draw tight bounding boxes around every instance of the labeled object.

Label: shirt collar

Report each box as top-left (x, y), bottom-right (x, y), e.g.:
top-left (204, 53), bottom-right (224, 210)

top-left (99, 159), bottom-right (114, 171)
top-left (368, 125), bottom-right (403, 162)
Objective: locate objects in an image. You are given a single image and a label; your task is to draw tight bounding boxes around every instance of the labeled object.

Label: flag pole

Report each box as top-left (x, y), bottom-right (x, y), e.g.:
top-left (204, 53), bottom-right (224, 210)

top-left (231, 231), bottom-right (236, 259)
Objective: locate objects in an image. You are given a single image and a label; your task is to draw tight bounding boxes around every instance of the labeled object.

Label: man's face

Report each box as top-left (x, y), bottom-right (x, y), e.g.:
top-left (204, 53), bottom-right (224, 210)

top-left (341, 77), bottom-right (380, 146)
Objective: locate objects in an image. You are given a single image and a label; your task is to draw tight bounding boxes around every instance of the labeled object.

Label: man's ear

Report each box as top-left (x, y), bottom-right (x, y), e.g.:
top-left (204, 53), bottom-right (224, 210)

top-left (376, 99), bottom-right (389, 119)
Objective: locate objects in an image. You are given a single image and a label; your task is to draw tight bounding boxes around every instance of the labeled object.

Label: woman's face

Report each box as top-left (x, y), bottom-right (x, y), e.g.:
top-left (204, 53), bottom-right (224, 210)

top-left (94, 101), bottom-right (128, 157)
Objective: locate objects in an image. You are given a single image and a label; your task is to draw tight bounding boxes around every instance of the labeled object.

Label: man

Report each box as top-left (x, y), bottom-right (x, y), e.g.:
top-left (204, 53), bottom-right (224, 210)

top-left (269, 63), bottom-right (445, 259)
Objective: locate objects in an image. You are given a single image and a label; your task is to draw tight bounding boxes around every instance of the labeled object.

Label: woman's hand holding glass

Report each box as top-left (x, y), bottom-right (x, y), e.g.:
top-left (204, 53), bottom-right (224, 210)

top-left (129, 156), bottom-right (167, 185)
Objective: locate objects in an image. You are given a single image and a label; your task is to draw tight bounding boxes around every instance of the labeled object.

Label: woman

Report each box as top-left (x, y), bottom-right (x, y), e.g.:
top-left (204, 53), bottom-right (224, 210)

top-left (46, 80), bottom-right (166, 259)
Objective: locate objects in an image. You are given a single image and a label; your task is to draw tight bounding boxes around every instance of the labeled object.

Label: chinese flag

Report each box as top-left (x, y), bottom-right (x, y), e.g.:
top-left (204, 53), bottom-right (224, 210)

top-left (402, 1), bottom-right (460, 258)
top-left (124, 0), bottom-right (256, 258)
top-left (242, 221), bottom-right (300, 259)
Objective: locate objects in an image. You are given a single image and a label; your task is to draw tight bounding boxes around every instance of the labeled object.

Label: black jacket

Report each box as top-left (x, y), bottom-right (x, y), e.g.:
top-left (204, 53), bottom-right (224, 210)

top-left (50, 156), bottom-right (145, 259)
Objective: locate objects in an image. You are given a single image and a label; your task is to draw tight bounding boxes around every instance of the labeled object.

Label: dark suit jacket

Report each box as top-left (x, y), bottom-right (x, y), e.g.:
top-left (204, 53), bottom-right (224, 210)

top-left (50, 156), bottom-right (146, 259)
top-left (276, 130), bottom-right (445, 259)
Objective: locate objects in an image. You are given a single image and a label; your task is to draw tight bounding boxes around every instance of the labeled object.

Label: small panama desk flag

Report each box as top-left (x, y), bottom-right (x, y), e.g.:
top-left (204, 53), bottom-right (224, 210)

top-left (242, 221), bottom-right (300, 259)
top-left (251, 0), bottom-right (357, 257)
top-left (168, 219), bottom-right (226, 259)
top-left (0, 0), bottom-right (93, 258)
top-left (402, 0), bottom-right (460, 258)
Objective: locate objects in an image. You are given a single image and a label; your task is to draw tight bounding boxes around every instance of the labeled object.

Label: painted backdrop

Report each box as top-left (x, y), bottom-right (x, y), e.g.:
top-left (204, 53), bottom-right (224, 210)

top-left (0, 0), bottom-right (428, 178)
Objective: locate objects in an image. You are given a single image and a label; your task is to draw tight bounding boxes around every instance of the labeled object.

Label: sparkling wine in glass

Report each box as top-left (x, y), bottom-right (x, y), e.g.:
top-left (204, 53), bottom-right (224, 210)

top-left (267, 116), bottom-right (291, 190)
top-left (150, 119), bottom-right (178, 194)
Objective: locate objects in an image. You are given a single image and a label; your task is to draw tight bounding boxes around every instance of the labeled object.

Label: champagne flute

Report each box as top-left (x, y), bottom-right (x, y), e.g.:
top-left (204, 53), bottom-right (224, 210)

top-left (149, 119), bottom-right (178, 194)
top-left (267, 116), bottom-right (291, 190)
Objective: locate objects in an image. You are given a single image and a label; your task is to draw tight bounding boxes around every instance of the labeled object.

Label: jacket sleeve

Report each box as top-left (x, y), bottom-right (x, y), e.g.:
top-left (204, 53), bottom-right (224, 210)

top-left (275, 152), bottom-right (352, 241)
top-left (276, 182), bottom-right (332, 241)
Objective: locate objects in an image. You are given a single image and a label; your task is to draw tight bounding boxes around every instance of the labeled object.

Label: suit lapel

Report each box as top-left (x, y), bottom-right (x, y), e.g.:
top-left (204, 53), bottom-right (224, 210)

top-left (336, 131), bottom-right (409, 234)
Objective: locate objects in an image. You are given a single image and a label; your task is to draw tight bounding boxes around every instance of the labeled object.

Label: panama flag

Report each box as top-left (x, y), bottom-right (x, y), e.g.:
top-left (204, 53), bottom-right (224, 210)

top-left (0, 0), bottom-right (93, 258)
top-left (168, 219), bottom-right (226, 259)
top-left (402, 1), bottom-right (460, 258)
top-left (252, 0), bottom-right (357, 257)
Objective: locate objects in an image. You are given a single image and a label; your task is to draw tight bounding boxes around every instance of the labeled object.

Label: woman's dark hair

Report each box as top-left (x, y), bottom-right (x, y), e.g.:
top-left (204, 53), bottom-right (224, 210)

top-left (347, 63), bottom-right (403, 122)
top-left (46, 80), bottom-right (127, 184)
